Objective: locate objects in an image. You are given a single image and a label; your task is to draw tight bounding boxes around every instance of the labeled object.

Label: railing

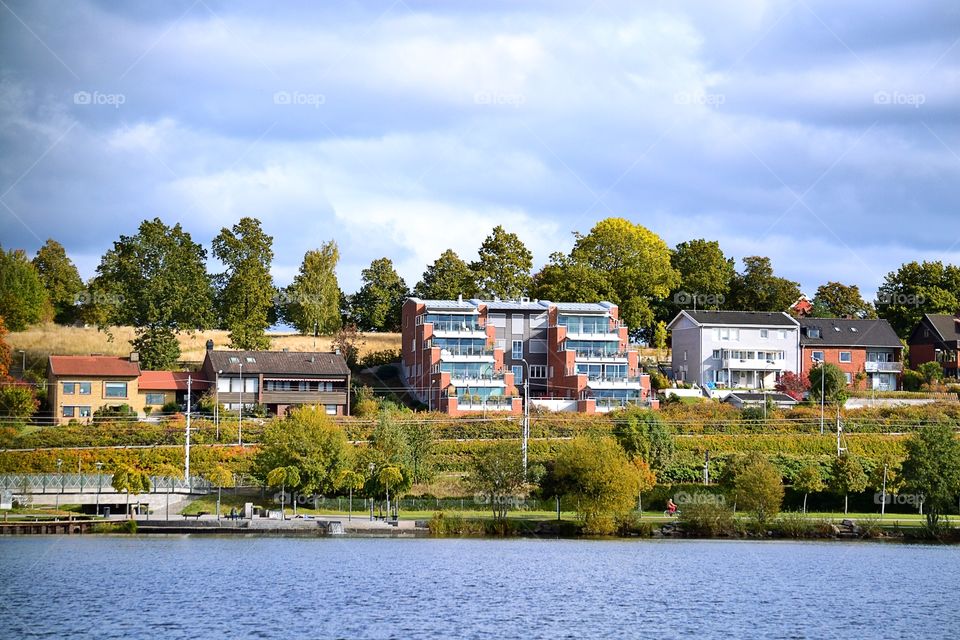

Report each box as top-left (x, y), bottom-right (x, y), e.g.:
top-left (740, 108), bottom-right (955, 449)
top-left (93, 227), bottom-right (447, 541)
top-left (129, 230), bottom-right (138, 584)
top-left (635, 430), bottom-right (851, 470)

top-left (722, 358), bottom-right (782, 371)
top-left (437, 346), bottom-right (496, 357)
top-left (570, 350), bottom-right (630, 359)
top-left (429, 321), bottom-right (486, 333)
top-left (456, 397), bottom-right (515, 411)
top-left (865, 361), bottom-right (903, 373)
top-left (447, 372), bottom-right (506, 382)
top-left (0, 473), bottom-right (212, 494)
top-left (590, 398), bottom-right (645, 411)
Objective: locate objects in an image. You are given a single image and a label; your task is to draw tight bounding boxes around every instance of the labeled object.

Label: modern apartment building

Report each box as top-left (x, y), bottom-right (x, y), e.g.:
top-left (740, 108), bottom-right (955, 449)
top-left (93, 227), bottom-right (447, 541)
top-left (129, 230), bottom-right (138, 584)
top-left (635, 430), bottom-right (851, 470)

top-left (402, 297), bottom-right (652, 415)
top-left (668, 310), bottom-right (801, 389)
top-left (799, 318), bottom-right (903, 390)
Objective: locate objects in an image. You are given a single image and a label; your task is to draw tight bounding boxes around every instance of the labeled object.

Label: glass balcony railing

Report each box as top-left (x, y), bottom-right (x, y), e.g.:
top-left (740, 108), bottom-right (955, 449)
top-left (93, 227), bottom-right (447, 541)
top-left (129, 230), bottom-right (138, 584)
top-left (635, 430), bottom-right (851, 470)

top-left (436, 346), bottom-right (495, 357)
top-left (428, 320), bottom-right (485, 332)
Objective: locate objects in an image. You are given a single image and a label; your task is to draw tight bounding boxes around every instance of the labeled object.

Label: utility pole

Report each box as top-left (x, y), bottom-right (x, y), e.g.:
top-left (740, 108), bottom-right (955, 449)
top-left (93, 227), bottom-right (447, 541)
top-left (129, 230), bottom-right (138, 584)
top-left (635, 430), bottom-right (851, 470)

top-left (238, 363), bottom-right (243, 447)
top-left (519, 358), bottom-right (530, 477)
top-left (703, 450), bottom-right (710, 486)
top-left (184, 375), bottom-right (192, 484)
top-left (880, 464), bottom-right (888, 519)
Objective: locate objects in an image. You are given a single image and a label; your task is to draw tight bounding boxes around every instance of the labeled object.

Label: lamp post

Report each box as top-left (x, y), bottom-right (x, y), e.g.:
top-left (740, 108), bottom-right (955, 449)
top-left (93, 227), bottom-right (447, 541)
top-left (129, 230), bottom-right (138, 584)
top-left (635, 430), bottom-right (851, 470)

top-left (17, 350), bottom-right (25, 377)
top-left (95, 461), bottom-right (103, 517)
top-left (55, 458), bottom-right (62, 512)
top-left (238, 363), bottom-right (243, 447)
top-left (518, 357), bottom-right (530, 477)
top-left (812, 355), bottom-right (825, 435)
top-left (215, 369), bottom-right (222, 441)
top-left (368, 462), bottom-right (375, 521)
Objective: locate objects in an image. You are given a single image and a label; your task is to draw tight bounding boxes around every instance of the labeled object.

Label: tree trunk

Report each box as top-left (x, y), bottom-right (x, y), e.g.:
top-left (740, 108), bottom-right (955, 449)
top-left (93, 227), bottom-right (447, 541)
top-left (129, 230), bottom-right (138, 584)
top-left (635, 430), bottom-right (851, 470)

top-left (803, 493), bottom-right (808, 514)
top-left (844, 493), bottom-right (848, 514)
top-left (217, 486), bottom-right (222, 520)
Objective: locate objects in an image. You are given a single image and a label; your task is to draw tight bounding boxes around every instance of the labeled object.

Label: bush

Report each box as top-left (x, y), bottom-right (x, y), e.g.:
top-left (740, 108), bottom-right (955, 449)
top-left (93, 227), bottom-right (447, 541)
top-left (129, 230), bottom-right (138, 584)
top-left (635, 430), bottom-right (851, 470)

top-left (161, 401), bottom-right (180, 414)
top-left (772, 511), bottom-right (817, 538)
top-left (360, 349), bottom-right (402, 369)
top-left (902, 369), bottom-right (923, 392)
top-left (677, 502), bottom-right (736, 537)
top-left (93, 404), bottom-right (137, 422)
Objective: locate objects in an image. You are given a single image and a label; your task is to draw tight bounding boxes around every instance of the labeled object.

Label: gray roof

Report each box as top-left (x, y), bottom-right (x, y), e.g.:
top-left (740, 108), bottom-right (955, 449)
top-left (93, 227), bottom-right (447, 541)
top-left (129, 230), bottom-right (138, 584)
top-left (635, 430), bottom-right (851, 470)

top-left (923, 314), bottom-right (960, 341)
top-left (205, 350), bottom-right (349, 376)
top-left (682, 310), bottom-right (799, 327)
top-left (800, 318), bottom-right (902, 348)
top-left (553, 301), bottom-right (615, 313)
top-left (411, 298), bottom-right (479, 311)
top-left (482, 300), bottom-right (550, 311)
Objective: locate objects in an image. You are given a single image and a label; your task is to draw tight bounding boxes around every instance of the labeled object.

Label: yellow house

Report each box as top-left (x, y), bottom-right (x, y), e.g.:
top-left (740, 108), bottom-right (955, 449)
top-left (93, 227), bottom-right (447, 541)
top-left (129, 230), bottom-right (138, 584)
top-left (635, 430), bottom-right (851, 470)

top-left (48, 355), bottom-right (143, 425)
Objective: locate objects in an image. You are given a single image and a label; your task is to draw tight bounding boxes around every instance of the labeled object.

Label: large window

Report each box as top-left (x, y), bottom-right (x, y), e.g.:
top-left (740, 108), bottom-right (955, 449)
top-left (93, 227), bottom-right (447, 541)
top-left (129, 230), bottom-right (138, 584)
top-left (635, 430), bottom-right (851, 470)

top-left (62, 406), bottom-right (75, 418)
top-left (512, 365), bottom-right (523, 383)
top-left (512, 340), bottom-right (523, 359)
top-left (79, 382), bottom-right (91, 395)
top-left (62, 382), bottom-right (76, 395)
top-left (811, 351), bottom-right (825, 362)
top-left (78, 406), bottom-right (91, 417)
top-left (104, 382), bottom-right (127, 398)
top-left (558, 315), bottom-right (610, 335)
top-left (529, 365), bottom-right (547, 379)
top-left (839, 352), bottom-right (852, 363)
top-left (564, 340), bottom-right (620, 357)
top-left (424, 313), bottom-right (482, 332)
top-left (145, 393), bottom-right (166, 405)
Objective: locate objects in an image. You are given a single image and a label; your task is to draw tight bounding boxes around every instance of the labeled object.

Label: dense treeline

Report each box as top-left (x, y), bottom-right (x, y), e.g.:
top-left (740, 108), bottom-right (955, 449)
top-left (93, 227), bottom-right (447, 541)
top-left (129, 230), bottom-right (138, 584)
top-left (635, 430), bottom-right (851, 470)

top-left (3, 215), bottom-right (960, 366)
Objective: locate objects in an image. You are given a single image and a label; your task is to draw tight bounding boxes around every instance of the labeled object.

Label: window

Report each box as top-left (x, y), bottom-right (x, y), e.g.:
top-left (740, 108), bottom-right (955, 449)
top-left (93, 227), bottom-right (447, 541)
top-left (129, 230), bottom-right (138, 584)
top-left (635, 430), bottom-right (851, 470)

top-left (62, 406), bottom-right (75, 418)
top-left (839, 351), bottom-right (852, 363)
top-left (683, 351), bottom-right (688, 362)
top-left (229, 356), bottom-right (240, 364)
top-left (62, 382), bottom-right (76, 395)
top-left (778, 330), bottom-right (787, 339)
top-left (529, 365), bottom-right (547, 379)
top-left (145, 393), bottom-right (165, 405)
top-left (512, 340), bottom-right (523, 359)
top-left (104, 382), bottom-right (127, 398)
top-left (79, 382), bottom-right (91, 395)
top-left (760, 329), bottom-right (768, 338)
top-left (712, 349), bottom-right (722, 360)
top-left (808, 327), bottom-right (821, 339)
top-left (245, 357), bottom-right (256, 363)
top-left (78, 406), bottom-right (92, 417)
top-left (844, 372), bottom-right (852, 383)
top-left (325, 405), bottom-right (337, 415)
top-left (811, 351), bottom-right (824, 362)
top-left (512, 365), bottom-right (523, 383)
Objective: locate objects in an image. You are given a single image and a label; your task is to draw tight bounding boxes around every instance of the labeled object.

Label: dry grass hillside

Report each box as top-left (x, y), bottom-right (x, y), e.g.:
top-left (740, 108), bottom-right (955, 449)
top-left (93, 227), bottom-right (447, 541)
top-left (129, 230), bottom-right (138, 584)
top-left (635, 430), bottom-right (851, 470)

top-left (9, 323), bottom-right (401, 365)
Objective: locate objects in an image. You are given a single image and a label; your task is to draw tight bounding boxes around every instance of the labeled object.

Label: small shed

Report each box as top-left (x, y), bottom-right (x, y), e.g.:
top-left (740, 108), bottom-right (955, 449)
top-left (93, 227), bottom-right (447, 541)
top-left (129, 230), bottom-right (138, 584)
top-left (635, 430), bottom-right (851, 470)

top-left (724, 392), bottom-right (798, 410)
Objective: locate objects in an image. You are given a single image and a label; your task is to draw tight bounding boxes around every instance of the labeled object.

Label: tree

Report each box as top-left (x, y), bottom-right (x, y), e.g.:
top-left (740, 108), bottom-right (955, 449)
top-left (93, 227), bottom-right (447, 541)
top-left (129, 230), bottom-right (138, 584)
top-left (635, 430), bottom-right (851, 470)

top-left (633, 458), bottom-right (657, 517)
top-left (727, 256), bottom-right (801, 312)
top-left (92, 218), bottom-right (214, 369)
top-left (350, 258), bottom-right (408, 332)
top-left (732, 453), bottom-right (784, 523)
top-left (266, 466), bottom-right (301, 518)
top-left (548, 436), bottom-right (641, 534)
top-left (651, 321), bottom-right (667, 359)
top-left (875, 261), bottom-right (960, 338)
top-left (415, 249), bottom-right (477, 300)
top-left (253, 407), bottom-right (352, 497)
top-left (612, 408), bottom-right (674, 472)
top-left (282, 241), bottom-right (342, 335)
top-left (471, 225), bottom-right (533, 299)
top-left (208, 466), bottom-right (235, 519)
top-left (0, 384), bottom-right (38, 420)
top-left (468, 442), bottom-right (528, 521)
top-left (808, 363), bottom-right (848, 404)
top-left (917, 361), bottom-right (944, 386)
top-left (0, 317), bottom-right (11, 379)
top-left (357, 411), bottom-right (415, 515)
top-left (901, 423), bottom-right (960, 530)
top-left (111, 465), bottom-right (151, 518)
top-left (830, 454), bottom-right (868, 514)
top-left (332, 323), bottom-right (365, 371)
top-left (405, 420), bottom-right (436, 484)
top-left (0, 247), bottom-right (48, 331)
top-left (212, 217), bottom-right (275, 350)
top-left (812, 282), bottom-right (875, 319)
top-left (775, 371), bottom-right (810, 401)
top-left (794, 461), bottom-right (825, 514)
top-left (32, 239), bottom-right (84, 324)
top-left (530, 252), bottom-right (611, 303)
top-left (669, 239), bottom-right (735, 312)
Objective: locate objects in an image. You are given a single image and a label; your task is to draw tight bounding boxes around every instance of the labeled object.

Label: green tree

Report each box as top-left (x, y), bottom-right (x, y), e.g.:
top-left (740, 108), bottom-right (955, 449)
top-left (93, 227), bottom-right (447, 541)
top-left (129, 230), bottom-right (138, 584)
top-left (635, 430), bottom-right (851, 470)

top-left (875, 261), bottom-right (960, 338)
top-left (471, 225), bottom-right (533, 299)
top-left (530, 252), bottom-right (611, 303)
top-left (651, 321), bottom-right (667, 359)
top-left (415, 249), bottom-right (477, 300)
top-left (794, 461), bottom-right (825, 513)
top-left (901, 423), bottom-right (960, 530)
top-left (612, 408), bottom-right (674, 472)
top-left (732, 453), bottom-right (784, 524)
top-left (548, 436), bottom-right (641, 534)
top-left (830, 454), bottom-right (868, 514)
top-left (917, 361), bottom-right (944, 386)
top-left (669, 239), bottom-right (735, 311)
top-left (633, 458), bottom-right (657, 516)
top-left (405, 420), bottom-right (436, 484)
top-left (92, 218), bottom-right (214, 369)
top-left (32, 239), bottom-right (84, 324)
top-left (282, 241), bottom-right (342, 335)
top-left (468, 442), bottom-right (527, 521)
top-left (0, 384), bottom-right (38, 420)
top-left (212, 217), bottom-right (275, 350)
top-left (0, 247), bottom-right (48, 331)
top-left (812, 282), bottom-right (875, 319)
top-left (266, 466), bottom-right (301, 518)
top-left (111, 465), bottom-right (151, 518)
top-left (808, 363), bottom-right (848, 404)
top-left (350, 258), bottom-right (408, 332)
top-left (0, 317), bottom-right (11, 379)
top-left (727, 256), bottom-right (801, 312)
top-left (208, 465), bottom-right (235, 519)
top-left (253, 407), bottom-right (352, 496)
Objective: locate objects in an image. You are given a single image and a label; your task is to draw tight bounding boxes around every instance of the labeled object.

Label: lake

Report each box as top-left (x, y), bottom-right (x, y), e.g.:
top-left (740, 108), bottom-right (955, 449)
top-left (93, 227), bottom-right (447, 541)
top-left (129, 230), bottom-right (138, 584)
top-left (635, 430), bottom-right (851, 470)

top-left (0, 536), bottom-right (957, 639)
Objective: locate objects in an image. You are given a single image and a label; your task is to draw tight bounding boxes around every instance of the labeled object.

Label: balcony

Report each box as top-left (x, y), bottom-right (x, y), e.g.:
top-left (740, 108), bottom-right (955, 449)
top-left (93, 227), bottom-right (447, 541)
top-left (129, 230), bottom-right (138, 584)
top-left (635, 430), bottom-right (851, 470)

top-left (456, 397), bottom-right (514, 412)
top-left (592, 397), bottom-right (644, 413)
top-left (428, 320), bottom-right (486, 338)
top-left (584, 376), bottom-right (644, 390)
top-left (448, 372), bottom-right (506, 387)
top-left (437, 347), bottom-right (495, 362)
top-left (865, 361), bottom-right (903, 373)
top-left (571, 349), bottom-right (630, 362)
top-left (722, 358), bottom-right (783, 371)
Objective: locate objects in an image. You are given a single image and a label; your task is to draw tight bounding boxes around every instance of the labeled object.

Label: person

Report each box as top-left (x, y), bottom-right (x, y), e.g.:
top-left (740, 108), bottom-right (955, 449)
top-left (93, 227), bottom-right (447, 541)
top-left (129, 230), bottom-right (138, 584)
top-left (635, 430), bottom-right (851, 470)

top-left (229, 507), bottom-right (237, 520)
top-left (666, 498), bottom-right (678, 515)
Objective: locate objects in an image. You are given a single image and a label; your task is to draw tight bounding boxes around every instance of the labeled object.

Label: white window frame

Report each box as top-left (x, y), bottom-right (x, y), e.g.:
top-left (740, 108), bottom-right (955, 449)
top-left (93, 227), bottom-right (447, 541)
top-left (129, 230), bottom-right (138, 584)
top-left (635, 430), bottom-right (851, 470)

top-left (104, 381), bottom-right (128, 398)
top-left (512, 340), bottom-right (523, 359)
top-left (512, 365), bottom-right (523, 384)
top-left (760, 329), bottom-right (768, 338)
top-left (839, 351), bottom-right (852, 363)
top-left (811, 351), bottom-right (825, 362)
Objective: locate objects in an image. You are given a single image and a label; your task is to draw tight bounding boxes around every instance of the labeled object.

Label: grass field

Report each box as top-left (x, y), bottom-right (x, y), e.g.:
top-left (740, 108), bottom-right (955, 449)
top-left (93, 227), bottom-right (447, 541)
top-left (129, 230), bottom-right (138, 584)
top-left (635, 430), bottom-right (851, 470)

top-left (9, 323), bottom-right (401, 365)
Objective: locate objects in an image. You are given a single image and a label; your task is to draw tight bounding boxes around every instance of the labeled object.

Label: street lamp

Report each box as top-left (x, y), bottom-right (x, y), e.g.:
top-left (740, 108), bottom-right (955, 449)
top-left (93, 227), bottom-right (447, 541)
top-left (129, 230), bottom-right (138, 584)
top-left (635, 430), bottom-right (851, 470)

top-left (95, 461), bottom-right (104, 517)
top-left (518, 358), bottom-right (530, 477)
top-left (215, 369), bottom-right (222, 440)
top-left (368, 462), bottom-right (376, 521)
top-left (237, 362), bottom-right (243, 447)
top-left (17, 350), bottom-right (25, 377)
top-left (813, 355), bottom-right (825, 435)
top-left (55, 458), bottom-right (62, 512)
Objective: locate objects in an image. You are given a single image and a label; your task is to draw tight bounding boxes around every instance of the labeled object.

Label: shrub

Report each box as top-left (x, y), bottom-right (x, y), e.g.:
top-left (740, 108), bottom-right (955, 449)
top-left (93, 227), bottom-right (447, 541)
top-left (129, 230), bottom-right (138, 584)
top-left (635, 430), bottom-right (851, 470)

top-left (902, 369), bottom-right (923, 392)
top-left (360, 349), bottom-right (402, 369)
top-left (161, 401), bottom-right (180, 414)
top-left (677, 501), bottom-right (736, 537)
top-left (773, 511), bottom-right (817, 538)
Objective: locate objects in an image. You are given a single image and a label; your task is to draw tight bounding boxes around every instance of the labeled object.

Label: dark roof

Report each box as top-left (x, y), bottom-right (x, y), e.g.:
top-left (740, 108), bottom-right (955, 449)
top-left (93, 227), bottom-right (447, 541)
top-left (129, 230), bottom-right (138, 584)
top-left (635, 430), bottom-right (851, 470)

top-left (799, 318), bottom-right (902, 348)
top-left (922, 314), bottom-right (960, 341)
top-left (726, 392), bottom-right (798, 404)
top-left (682, 310), bottom-right (799, 327)
top-left (204, 351), bottom-right (349, 376)
top-left (49, 356), bottom-right (141, 377)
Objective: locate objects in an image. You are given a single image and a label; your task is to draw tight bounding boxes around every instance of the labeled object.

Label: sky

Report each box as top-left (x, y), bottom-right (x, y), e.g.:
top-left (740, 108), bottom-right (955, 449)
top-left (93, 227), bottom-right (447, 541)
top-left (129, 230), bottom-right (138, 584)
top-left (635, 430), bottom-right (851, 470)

top-left (1, 0), bottom-right (958, 299)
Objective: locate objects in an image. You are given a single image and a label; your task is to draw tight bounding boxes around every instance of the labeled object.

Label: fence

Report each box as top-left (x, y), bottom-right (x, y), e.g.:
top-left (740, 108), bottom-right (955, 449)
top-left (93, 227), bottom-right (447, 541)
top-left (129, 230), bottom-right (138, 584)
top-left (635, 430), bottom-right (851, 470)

top-left (0, 473), bottom-right (212, 495)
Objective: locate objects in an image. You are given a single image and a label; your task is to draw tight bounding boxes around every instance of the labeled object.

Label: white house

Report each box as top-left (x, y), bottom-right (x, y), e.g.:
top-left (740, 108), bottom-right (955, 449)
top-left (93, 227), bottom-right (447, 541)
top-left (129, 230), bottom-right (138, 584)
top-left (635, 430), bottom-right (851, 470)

top-left (668, 310), bottom-right (801, 390)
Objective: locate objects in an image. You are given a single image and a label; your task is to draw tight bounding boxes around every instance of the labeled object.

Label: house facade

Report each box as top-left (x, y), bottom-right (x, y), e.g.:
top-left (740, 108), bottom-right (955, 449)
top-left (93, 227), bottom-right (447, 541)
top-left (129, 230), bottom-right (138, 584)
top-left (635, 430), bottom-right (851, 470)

top-left (907, 314), bottom-right (960, 379)
top-left (402, 297), bottom-right (651, 415)
top-left (200, 349), bottom-right (351, 417)
top-left (668, 310), bottom-right (801, 390)
top-left (799, 318), bottom-right (903, 390)
top-left (137, 371), bottom-right (208, 415)
top-left (48, 355), bottom-right (143, 425)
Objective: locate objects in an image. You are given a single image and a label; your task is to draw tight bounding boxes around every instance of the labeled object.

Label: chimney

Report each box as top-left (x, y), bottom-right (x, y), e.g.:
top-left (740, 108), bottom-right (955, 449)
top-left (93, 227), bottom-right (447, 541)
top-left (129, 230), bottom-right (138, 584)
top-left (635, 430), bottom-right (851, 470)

top-left (457, 294), bottom-right (463, 303)
top-left (206, 339), bottom-right (214, 351)
top-left (129, 352), bottom-right (139, 363)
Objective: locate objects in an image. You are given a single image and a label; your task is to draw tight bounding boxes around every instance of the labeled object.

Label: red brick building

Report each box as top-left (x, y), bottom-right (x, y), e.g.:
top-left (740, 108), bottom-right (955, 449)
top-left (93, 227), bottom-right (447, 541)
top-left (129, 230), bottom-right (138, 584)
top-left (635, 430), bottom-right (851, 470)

top-left (799, 318), bottom-right (903, 390)
top-left (907, 314), bottom-right (960, 379)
